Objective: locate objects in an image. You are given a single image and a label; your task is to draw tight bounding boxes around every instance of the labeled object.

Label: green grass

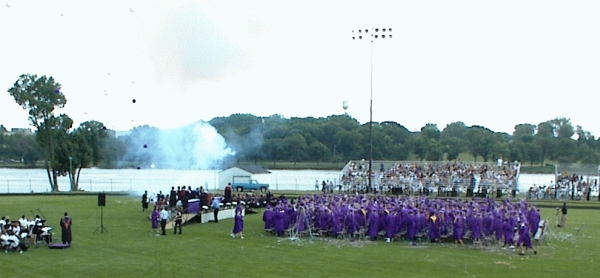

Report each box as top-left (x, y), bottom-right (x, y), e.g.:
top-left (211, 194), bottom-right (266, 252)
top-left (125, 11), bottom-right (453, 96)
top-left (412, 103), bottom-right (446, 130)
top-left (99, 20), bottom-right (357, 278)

top-left (1, 195), bottom-right (599, 277)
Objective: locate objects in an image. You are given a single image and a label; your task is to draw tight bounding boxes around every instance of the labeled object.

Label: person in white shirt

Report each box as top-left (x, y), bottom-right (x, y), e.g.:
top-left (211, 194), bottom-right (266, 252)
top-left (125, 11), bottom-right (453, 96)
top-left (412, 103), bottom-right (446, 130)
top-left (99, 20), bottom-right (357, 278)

top-left (19, 215), bottom-right (28, 228)
top-left (159, 207), bottom-right (169, 236)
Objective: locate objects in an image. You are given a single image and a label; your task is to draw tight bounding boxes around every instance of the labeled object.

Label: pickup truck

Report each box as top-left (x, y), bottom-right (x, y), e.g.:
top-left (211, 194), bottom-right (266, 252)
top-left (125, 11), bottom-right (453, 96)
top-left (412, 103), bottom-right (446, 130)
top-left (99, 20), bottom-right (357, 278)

top-left (232, 179), bottom-right (269, 192)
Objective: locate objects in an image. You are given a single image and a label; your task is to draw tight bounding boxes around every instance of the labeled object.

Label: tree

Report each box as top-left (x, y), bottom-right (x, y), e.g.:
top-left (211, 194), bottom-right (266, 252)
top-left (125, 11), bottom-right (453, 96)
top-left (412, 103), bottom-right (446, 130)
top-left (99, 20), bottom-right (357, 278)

top-left (513, 124), bottom-right (536, 143)
top-left (441, 122), bottom-right (467, 140)
top-left (102, 136), bottom-right (127, 168)
top-left (308, 141), bottom-right (330, 161)
top-left (283, 133), bottom-right (308, 163)
top-left (534, 121), bottom-right (556, 166)
top-left (464, 126), bottom-right (498, 162)
top-left (336, 130), bottom-right (363, 161)
top-left (3, 133), bottom-right (42, 167)
top-left (420, 123), bottom-right (441, 140)
top-left (442, 137), bottom-right (465, 161)
top-left (8, 74), bottom-right (67, 191)
top-left (411, 136), bottom-right (429, 161)
top-left (68, 121), bottom-right (108, 191)
top-left (425, 139), bottom-right (444, 161)
top-left (550, 117), bottom-right (575, 139)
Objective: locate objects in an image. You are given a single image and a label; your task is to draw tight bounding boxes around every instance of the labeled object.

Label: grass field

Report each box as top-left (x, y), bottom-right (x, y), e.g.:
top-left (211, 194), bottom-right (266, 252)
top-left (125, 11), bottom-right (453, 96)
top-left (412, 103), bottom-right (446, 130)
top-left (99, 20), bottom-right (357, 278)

top-left (1, 194), bottom-right (598, 278)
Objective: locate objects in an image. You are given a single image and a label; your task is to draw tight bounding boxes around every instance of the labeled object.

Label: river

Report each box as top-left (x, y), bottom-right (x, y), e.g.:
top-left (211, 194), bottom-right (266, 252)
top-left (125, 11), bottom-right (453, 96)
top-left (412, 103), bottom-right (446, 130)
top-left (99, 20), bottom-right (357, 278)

top-left (2, 168), bottom-right (587, 196)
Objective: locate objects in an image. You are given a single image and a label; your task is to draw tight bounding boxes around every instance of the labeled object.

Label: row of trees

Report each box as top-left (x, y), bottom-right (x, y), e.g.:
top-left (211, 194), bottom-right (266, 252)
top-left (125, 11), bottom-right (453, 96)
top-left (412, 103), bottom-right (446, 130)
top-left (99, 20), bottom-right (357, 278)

top-left (207, 114), bottom-right (600, 166)
top-left (4, 74), bottom-right (599, 191)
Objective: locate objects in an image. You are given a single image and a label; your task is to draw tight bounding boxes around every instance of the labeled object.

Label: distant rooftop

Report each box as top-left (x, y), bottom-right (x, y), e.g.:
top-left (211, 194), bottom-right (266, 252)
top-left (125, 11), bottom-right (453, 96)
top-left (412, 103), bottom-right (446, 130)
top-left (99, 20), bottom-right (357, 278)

top-left (233, 164), bottom-right (271, 174)
top-left (4, 128), bottom-right (33, 136)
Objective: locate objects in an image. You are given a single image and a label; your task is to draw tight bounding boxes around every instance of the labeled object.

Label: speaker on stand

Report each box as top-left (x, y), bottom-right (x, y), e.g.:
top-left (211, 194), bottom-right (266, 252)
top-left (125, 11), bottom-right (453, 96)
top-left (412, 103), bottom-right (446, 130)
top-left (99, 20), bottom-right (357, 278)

top-left (94, 193), bottom-right (108, 233)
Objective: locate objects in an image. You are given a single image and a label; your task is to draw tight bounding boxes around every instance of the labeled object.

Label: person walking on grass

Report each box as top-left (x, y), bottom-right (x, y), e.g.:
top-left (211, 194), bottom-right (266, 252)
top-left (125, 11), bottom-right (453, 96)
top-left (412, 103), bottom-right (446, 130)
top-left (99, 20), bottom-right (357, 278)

top-left (211, 195), bottom-right (221, 223)
top-left (151, 207), bottom-right (159, 235)
top-left (517, 221), bottom-right (537, 255)
top-left (160, 206), bottom-right (169, 236)
top-left (558, 202), bottom-right (567, 228)
top-left (230, 210), bottom-right (244, 239)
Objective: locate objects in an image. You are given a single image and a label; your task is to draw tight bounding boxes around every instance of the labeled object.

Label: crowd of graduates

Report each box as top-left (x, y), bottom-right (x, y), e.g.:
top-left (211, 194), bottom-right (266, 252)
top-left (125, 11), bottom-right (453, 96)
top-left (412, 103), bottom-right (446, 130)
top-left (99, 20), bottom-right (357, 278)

top-left (262, 193), bottom-right (540, 255)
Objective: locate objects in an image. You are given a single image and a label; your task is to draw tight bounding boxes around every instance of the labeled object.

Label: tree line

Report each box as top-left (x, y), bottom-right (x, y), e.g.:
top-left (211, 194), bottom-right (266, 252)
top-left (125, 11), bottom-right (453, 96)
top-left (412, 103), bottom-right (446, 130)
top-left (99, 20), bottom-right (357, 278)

top-left (3, 74), bottom-right (599, 191)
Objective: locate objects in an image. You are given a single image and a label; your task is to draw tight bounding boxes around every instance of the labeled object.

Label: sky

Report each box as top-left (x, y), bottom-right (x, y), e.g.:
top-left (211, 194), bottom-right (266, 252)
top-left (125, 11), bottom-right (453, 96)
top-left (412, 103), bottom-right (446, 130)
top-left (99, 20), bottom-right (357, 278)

top-left (1, 0), bottom-right (599, 136)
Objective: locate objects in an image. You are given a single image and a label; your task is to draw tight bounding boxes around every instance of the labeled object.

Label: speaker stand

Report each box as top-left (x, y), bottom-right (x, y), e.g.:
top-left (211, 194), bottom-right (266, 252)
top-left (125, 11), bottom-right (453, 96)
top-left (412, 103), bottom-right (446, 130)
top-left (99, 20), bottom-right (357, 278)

top-left (94, 206), bottom-right (108, 233)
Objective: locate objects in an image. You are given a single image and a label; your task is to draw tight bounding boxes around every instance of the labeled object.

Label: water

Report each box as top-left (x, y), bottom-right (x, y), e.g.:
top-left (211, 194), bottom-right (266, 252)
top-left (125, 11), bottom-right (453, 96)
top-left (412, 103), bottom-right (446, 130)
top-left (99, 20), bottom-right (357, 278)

top-left (0, 168), bottom-right (595, 196)
top-left (0, 168), bottom-right (343, 195)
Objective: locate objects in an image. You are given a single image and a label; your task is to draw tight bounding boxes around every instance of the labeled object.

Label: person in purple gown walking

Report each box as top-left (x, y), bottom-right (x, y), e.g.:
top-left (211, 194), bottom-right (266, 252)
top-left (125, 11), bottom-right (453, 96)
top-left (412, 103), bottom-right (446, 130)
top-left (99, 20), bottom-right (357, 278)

top-left (517, 221), bottom-right (537, 255)
top-left (151, 207), bottom-right (159, 235)
top-left (231, 210), bottom-right (244, 239)
top-left (262, 205), bottom-right (274, 232)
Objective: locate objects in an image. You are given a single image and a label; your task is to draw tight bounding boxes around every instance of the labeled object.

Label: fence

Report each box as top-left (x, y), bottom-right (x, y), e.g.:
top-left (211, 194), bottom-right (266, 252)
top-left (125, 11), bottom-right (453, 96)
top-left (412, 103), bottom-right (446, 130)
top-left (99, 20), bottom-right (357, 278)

top-left (0, 178), bottom-right (196, 194)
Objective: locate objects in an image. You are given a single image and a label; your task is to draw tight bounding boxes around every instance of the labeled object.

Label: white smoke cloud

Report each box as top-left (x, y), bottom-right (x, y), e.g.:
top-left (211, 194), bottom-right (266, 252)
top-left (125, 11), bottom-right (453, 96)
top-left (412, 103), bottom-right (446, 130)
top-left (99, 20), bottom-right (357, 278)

top-left (123, 121), bottom-right (235, 169)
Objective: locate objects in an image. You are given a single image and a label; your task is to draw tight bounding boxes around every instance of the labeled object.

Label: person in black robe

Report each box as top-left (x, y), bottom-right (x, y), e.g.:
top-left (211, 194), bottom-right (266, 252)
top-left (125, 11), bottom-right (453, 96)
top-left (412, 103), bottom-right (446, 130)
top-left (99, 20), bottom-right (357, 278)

top-left (142, 190), bottom-right (149, 211)
top-left (59, 212), bottom-right (72, 244)
top-left (169, 187), bottom-right (177, 208)
top-left (224, 183), bottom-right (232, 203)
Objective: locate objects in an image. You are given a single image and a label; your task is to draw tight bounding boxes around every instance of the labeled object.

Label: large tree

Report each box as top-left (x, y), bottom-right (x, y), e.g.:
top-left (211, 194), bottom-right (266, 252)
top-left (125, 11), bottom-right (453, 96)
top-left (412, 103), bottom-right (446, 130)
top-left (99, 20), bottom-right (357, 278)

top-left (534, 121), bottom-right (556, 166)
top-left (464, 126), bottom-right (498, 162)
top-left (68, 121), bottom-right (108, 191)
top-left (8, 74), bottom-right (67, 191)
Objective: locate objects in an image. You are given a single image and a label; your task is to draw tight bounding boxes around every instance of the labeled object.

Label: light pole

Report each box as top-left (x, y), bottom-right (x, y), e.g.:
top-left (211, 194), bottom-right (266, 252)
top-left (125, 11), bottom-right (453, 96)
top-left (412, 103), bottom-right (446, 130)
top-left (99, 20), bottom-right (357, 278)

top-left (352, 27), bottom-right (392, 193)
top-left (69, 156), bottom-right (73, 191)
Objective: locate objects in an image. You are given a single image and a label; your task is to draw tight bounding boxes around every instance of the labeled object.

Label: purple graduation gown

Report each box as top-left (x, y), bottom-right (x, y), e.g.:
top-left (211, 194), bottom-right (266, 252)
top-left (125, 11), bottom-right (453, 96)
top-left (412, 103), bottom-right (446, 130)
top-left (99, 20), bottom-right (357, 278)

top-left (367, 210), bottom-right (380, 240)
top-left (517, 223), bottom-right (532, 248)
top-left (232, 214), bottom-right (244, 234)
top-left (151, 210), bottom-right (159, 229)
top-left (263, 209), bottom-right (274, 230)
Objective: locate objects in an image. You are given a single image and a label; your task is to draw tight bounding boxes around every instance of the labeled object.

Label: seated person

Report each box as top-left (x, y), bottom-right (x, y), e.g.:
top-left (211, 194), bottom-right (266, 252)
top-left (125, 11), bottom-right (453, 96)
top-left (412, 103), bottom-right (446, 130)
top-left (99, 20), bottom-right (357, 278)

top-left (5, 230), bottom-right (27, 253)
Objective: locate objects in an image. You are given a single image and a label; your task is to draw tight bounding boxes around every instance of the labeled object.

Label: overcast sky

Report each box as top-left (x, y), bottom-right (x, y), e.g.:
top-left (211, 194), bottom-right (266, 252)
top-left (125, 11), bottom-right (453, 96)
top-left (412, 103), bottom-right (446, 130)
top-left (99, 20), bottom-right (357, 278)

top-left (1, 0), bottom-right (599, 136)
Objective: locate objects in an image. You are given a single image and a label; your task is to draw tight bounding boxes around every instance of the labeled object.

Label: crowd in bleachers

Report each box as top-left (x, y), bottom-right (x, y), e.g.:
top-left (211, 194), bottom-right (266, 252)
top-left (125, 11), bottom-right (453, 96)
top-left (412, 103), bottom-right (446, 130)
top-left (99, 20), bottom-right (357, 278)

top-left (527, 173), bottom-right (599, 201)
top-left (342, 160), bottom-right (519, 196)
top-left (1, 214), bottom-right (53, 254)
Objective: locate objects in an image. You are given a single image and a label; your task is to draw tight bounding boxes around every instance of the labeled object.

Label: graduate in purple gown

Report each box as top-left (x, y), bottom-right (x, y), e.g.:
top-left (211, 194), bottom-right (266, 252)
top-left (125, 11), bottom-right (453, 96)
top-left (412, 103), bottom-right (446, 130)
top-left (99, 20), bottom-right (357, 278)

top-left (384, 209), bottom-right (396, 243)
top-left (367, 208), bottom-right (380, 240)
top-left (330, 208), bottom-right (342, 237)
top-left (501, 218), bottom-right (515, 249)
top-left (273, 208), bottom-right (286, 237)
top-left (470, 213), bottom-right (483, 242)
top-left (345, 209), bottom-right (358, 236)
top-left (405, 210), bottom-right (417, 244)
top-left (427, 212), bottom-right (440, 243)
top-left (482, 212), bottom-right (494, 238)
top-left (528, 207), bottom-right (541, 237)
top-left (318, 207), bottom-right (331, 231)
top-left (230, 210), bottom-right (244, 239)
top-left (295, 206), bottom-right (308, 233)
top-left (262, 205), bottom-right (274, 231)
top-left (235, 203), bottom-right (244, 215)
top-left (453, 212), bottom-right (465, 246)
top-left (492, 214), bottom-right (503, 243)
top-left (151, 207), bottom-right (159, 234)
top-left (517, 221), bottom-right (537, 255)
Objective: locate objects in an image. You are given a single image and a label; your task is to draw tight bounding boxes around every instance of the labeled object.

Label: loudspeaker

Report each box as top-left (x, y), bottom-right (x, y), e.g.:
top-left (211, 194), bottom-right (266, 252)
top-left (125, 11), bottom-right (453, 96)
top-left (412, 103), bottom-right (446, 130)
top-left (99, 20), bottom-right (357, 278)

top-left (98, 193), bottom-right (106, 207)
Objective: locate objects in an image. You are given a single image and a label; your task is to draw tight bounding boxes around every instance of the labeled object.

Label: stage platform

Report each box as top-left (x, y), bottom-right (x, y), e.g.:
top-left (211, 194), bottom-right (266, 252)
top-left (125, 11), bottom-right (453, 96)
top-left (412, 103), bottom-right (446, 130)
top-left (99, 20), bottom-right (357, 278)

top-left (164, 208), bottom-right (244, 229)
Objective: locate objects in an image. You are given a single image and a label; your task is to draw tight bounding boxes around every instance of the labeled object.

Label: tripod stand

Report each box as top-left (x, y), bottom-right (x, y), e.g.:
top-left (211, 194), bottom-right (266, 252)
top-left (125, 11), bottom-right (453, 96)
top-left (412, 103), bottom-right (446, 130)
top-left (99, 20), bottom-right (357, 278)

top-left (94, 206), bottom-right (108, 233)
